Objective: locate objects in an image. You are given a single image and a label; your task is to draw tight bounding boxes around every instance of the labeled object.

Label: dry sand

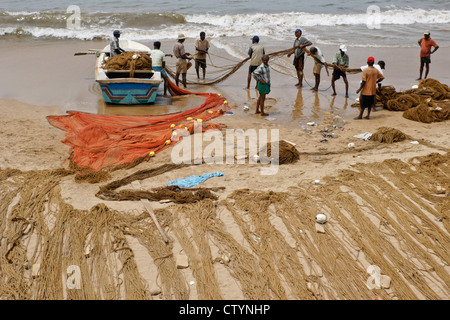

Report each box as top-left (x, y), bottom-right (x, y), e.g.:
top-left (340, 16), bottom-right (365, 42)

top-left (0, 41), bottom-right (449, 301)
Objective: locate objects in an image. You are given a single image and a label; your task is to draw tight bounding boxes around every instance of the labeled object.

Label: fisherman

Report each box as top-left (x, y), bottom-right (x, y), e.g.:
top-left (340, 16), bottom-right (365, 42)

top-left (110, 30), bottom-right (125, 57)
top-left (287, 28), bottom-right (312, 87)
top-left (360, 60), bottom-right (385, 111)
top-left (361, 60), bottom-right (385, 91)
top-left (331, 44), bottom-right (349, 98)
top-left (417, 30), bottom-right (439, 80)
top-left (355, 57), bottom-right (384, 120)
top-left (173, 34), bottom-right (193, 88)
top-left (151, 41), bottom-right (173, 97)
top-left (252, 55), bottom-right (271, 116)
top-left (194, 31), bottom-right (210, 80)
top-left (245, 36), bottom-right (265, 90)
top-left (308, 46), bottom-right (329, 92)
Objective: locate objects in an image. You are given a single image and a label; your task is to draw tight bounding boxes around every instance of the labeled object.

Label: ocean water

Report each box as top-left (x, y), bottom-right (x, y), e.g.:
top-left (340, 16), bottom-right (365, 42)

top-left (1, 0), bottom-right (449, 48)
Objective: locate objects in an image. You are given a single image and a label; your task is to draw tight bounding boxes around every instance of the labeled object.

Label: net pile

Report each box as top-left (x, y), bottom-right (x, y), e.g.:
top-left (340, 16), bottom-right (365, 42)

top-left (260, 140), bottom-right (300, 165)
top-left (47, 80), bottom-right (229, 171)
top-left (370, 127), bottom-right (411, 144)
top-left (352, 79), bottom-right (450, 123)
top-left (101, 51), bottom-right (153, 71)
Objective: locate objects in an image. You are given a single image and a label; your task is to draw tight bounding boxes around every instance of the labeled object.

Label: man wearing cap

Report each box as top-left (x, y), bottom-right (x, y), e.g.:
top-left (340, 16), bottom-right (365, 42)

top-left (355, 57), bottom-right (384, 120)
top-left (360, 60), bottom-right (385, 111)
top-left (331, 45), bottom-right (350, 98)
top-left (245, 36), bottom-right (265, 90)
top-left (417, 31), bottom-right (439, 80)
top-left (287, 29), bottom-right (312, 87)
top-left (194, 31), bottom-right (210, 80)
top-left (173, 34), bottom-right (193, 88)
top-left (110, 30), bottom-right (125, 57)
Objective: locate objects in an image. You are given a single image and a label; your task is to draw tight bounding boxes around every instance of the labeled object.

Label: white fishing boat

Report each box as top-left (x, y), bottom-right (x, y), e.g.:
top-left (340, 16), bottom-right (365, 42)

top-left (95, 40), bottom-right (163, 104)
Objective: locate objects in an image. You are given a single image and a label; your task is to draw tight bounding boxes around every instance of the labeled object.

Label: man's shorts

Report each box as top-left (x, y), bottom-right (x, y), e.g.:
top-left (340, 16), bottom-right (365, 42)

top-left (176, 58), bottom-right (187, 74)
top-left (333, 68), bottom-right (347, 81)
top-left (257, 82), bottom-right (270, 95)
top-left (293, 55), bottom-right (305, 71)
top-left (360, 95), bottom-right (375, 109)
top-left (249, 65), bottom-right (258, 73)
top-left (313, 63), bottom-right (323, 75)
top-left (421, 56), bottom-right (431, 64)
top-left (152, 66), bottom-right (167, 77)
top-left (195, 58), bottom-right (207, 69)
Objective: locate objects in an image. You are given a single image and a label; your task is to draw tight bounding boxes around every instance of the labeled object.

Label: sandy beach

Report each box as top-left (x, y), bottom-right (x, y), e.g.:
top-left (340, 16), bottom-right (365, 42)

top-left (0, 37), bottom-right (449, 302)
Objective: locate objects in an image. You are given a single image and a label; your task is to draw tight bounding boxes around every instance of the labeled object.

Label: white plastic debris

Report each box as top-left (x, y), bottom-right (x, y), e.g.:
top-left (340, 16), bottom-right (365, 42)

top-left (353, 132), bottom-right (372, 141)
top-left (411, 85), bottom-right (419, 89)
top-left (243, 105), bottom-right (249, 111)
top-left (314, 179), bottom-right (320, 185)
top-left (132, 54), bottom-right (141, 60)
top-left (315, 214), bottom-right (327, 224)
top-left (253, 154), bottom-right (260, 162)
top-left (307, 121), bottom-right (316, 126)
top-left (348, 142), bottom-right (355, 148)
top-left (410, 141), bottom-right (419, 145)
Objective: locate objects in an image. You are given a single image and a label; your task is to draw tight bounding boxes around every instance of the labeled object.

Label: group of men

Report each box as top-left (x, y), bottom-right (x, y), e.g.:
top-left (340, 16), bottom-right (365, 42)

top-left (110, 28), bottom-right (439, 120)
top-left (110, 30), bottom-right (210, 95)
top-left (246, 28), bottom-right (438, 119)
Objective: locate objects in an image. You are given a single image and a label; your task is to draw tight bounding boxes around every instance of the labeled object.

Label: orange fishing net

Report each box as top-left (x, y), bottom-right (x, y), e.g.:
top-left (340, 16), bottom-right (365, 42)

top-left (47, 79), bottom-right (229, 171)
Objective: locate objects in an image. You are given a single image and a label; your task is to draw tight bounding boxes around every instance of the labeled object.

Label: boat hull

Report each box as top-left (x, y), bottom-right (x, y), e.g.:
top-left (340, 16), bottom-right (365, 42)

top-left (95, 40), bottom-right (163, 105)
top-left (98, 82), bottom-right (160, 104)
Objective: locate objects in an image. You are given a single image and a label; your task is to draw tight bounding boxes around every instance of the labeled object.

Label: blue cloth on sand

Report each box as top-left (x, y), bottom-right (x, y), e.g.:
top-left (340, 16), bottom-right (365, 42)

top-left (167, 171), bottom-right (223, 188)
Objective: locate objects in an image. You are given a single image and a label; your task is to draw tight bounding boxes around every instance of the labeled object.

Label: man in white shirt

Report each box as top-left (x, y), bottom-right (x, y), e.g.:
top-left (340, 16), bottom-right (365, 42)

top-left (308, 46), bottom-right (329, 92)
top-left (245, 36), bottom-right (265, 90)
top-left (151, 41), bottom-right (173, 97)
top-left (194, 31), bottom-right (210, 80)
top-left (110, 30), bottom-right (125, 57)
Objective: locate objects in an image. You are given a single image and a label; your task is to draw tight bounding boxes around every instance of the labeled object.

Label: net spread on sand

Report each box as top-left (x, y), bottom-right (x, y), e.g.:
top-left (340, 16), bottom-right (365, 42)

top-left (47, 80), bottom-right (229, 172)
top-left (0, 152), bottom-right (448, 299)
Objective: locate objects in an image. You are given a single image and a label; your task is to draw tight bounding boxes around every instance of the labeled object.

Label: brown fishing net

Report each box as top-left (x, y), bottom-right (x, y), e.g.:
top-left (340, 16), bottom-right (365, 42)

top-left (102, 51), bottom-right (153, 70)
top-left (371, 127), bottom-right (411, 144)
top-left (95, 163), bottom-right (221, 204)
top-left (259, 140), bottom-right (300, 165)
top-left (403, 99), bottom-right (450, 123)
top-left (386, 94), bottom-right (425, 111)
top-left (1, 151), bottom-right (449, 300)
top-left (351, 79), bottom-right (450, 123)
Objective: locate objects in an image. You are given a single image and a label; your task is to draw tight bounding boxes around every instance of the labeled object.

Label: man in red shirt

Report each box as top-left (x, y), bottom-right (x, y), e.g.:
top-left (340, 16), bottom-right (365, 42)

top-left (417, 30), bottom-right (439, 80)
top-left (355, 57), bottom-right (384, 120)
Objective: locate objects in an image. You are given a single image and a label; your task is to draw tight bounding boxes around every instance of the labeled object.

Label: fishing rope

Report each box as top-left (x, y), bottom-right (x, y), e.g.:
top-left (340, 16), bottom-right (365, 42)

top-left (165, 46), bottom-right (349, 90)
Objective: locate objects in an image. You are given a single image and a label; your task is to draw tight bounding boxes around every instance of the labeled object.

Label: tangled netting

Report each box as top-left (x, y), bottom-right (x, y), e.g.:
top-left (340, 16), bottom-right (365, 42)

top-left (165, 46), bottom-right (362, 86)
top-left (101, 51), bottom-right (153, 71)
top-left (370, 127), bottom-right (412, 144)
top-left (47, 80), bottom-right (229, 171)
top-left (1, 152), bottom-right (448, 300)
top-left (95, 163), bottom-right (222, 203)
top-left (259, 140), bottom-right (300, 165)
top-left (352, 79), bottom-right (450, 123)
